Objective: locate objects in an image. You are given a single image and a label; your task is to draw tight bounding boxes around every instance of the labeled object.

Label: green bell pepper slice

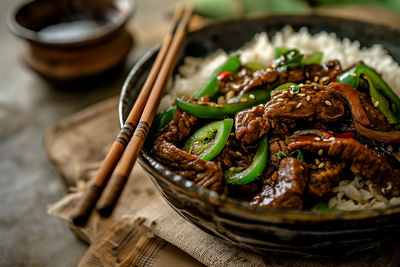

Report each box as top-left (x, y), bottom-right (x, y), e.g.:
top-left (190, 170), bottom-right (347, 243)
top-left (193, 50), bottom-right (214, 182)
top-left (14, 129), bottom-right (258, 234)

top-left (243, 62), bottom-right (266, 71)
top-left (337, 64), bottom-right (400, 129)
top-left (301, 52), bottom-right (323, 65)
top-left (193, 55), bottom-right (241, 98)
top-left (175, 89), bottom-right (270, 119)
top-left (275, 50), bottom-right (304, 72)
top-left (274, 47), bottom-right (323, 71)
top-left (183, 119), bottom-right (233, 161)
top-left (151, 106), bottom-right (176, 135)
top-left (274, 47), bottom-right (291, 59)
top-left (152, 56), bottom-right (242, 133)
top-left (271, 82), bottom-right (298, 95)
top-left (365, 76), bottom-right (400, 128)
top-left (224, 135), bottom-right (268, 184)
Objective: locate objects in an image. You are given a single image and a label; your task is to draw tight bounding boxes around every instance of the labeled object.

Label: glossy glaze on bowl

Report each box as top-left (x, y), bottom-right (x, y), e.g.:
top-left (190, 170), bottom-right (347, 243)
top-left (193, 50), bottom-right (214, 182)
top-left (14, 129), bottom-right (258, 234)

top-left (120, 15), bottom-right (400, 257)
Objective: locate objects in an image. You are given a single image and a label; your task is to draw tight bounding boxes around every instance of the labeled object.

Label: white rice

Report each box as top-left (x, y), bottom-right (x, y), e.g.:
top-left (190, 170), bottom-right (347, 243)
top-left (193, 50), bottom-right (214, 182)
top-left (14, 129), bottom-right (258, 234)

top-left (159, 25), bottom-right (400, 211)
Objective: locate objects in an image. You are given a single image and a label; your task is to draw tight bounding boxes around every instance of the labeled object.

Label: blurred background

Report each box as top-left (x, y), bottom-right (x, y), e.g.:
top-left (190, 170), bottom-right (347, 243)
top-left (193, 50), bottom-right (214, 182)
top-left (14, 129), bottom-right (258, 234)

top-left (1, 0), bottom-right (400, 266)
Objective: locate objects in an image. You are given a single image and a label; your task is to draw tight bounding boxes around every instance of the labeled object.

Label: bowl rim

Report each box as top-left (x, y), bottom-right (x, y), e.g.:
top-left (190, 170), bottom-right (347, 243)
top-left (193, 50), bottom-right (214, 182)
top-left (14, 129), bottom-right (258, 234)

top-left (120, 14), bottom-right (400, 222)
top-left (7, 0), bottom-right (134, 47)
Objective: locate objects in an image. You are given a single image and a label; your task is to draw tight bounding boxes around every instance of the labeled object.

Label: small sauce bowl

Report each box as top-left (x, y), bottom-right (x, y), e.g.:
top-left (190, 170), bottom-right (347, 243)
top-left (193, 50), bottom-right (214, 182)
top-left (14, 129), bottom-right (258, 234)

top-left (8, 0), bottom-right (134, 84)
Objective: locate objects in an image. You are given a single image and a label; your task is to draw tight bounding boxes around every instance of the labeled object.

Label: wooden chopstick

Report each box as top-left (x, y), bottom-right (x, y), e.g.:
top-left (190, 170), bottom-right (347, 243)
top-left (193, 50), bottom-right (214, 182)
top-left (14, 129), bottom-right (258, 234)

top-left (70, 6), bottom-right (187, 226)
top-left (96, 6), bottom-right (194, 217)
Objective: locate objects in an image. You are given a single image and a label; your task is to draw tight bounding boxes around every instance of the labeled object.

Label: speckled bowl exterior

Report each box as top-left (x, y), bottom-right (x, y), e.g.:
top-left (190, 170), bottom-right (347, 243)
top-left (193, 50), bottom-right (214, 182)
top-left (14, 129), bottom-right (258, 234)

top-left (119, 15), bottom-right (400, 257)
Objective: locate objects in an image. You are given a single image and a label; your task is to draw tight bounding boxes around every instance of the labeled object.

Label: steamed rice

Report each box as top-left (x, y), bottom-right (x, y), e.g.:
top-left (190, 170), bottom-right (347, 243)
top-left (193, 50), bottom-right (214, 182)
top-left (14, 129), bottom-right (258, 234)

top-left (159, 25), bottom-right (400, 211)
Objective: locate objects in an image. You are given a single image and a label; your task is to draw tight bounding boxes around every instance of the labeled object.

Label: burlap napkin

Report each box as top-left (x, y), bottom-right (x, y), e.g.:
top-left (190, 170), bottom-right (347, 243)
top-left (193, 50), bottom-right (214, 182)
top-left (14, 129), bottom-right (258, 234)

top-left (46, 97), bottom-right (400, 267)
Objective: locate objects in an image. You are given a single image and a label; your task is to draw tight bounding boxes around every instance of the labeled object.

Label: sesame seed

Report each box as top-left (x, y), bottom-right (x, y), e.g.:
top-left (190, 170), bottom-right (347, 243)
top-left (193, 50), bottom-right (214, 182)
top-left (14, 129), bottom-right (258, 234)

top-left (277, 98), bottom-right (284, 102)
top-left (241, 98), bottom-right (248, 102)
top-left (325, 100), bottom-right (332, 106)
top-left (297, 93), bottom-right (306, 97)
top-left (318, 162), bottom-right (325, 168)
top-left (314, 137), bottom-right (321, 141)
top-left (320, 76), bottom-right (330, 84)
top-left (299, 83), bottom-right (304, 87)
top-left (249, 94), bottom-right (255, 99)
top-left (280, 55), bottom-right (286, 61)
top-left (306, 95), bottom-right (311, 102)
top-left (272, 63), bottom-right (277, 68)
top-left (305, 72), bottom-right (310, 78)
top-left (324, 137), bottom-right (336, 142)
top-left (374, 101), bottom-right (380, 108)
top-left (314, 76), bottom-right (319, 82)
top-left (315, 158), bottom-right (320, 165)
top-left (306, 80), bottom-right (311, 84)
top-left (351, 73), bottom-right (357, 77)
top-left (235, 151), bottom-right (242, 156)
top-left (296, 102), bottom-right (302, 108)
top-left (229, 167), bottom-right (236, 172)
top-left (226, 91), bottom-right (235, 101)
top-left (266, 68), bottom-right (272, 72)
top-left (318, 149), bottom-right (323, 156)
top-left (388, 145), bottom-right (393, 152)
top-left (289, 51), bottom-right (296, 56)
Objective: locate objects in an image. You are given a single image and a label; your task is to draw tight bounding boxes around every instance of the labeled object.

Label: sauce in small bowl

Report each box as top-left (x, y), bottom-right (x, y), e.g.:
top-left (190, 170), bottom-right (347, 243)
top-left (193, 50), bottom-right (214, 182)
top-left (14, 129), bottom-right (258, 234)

top-left (8, 0), bottom-right (134, 83)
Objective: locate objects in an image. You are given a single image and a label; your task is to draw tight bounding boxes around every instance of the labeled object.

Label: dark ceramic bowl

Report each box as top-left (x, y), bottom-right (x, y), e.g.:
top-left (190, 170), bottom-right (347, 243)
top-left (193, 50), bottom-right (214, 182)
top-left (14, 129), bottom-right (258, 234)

top-left (8, 0), bottom-right (134, 83)
top-left (120, 15), bottom-right (400, 257)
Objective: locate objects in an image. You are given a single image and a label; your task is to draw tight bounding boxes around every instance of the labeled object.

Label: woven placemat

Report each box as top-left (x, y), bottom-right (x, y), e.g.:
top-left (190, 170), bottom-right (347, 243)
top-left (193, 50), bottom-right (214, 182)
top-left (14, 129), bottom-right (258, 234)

top-left (45, 96), bottom-right (400, 266)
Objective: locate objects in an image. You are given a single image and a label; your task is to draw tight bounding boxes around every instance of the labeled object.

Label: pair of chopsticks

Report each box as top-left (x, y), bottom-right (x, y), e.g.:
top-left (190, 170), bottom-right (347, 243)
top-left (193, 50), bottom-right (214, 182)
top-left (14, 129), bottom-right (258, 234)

top-left (71, 6), bottom-right (193, 226)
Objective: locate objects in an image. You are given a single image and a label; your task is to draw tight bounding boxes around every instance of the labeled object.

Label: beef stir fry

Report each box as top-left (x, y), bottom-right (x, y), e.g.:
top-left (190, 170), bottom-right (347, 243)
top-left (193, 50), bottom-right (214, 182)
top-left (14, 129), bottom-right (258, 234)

top-left (151, 48), bottom-right (400, 210)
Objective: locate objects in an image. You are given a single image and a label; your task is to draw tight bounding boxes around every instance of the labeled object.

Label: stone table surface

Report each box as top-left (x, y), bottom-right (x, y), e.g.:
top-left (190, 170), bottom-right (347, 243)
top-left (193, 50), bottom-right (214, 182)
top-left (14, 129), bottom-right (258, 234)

top-left (0, 0), bottom-right (175, 266)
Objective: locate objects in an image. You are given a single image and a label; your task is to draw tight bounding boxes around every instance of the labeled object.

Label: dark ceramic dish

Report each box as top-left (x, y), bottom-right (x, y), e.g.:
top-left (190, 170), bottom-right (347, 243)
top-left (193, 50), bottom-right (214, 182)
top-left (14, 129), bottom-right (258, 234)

top-left (120, 15), bottom-right (400, 257)
top-left (8, 0), bottom-right (134, 83)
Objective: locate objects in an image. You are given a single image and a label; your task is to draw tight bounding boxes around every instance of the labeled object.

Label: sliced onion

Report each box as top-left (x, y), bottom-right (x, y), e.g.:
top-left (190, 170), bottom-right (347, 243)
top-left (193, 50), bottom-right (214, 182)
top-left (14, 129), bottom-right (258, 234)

top-left (354, 121), bottom-right (400, 144)
top-left (328, 82), bottom-right (370, 126)
top-left (290, 129), bottom-right (332, 139)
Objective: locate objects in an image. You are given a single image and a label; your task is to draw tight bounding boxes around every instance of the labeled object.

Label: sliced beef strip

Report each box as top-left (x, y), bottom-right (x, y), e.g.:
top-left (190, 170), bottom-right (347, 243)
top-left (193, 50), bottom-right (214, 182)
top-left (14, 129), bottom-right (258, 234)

top-left (288, 138), bottom-right (400, 197)
top-left (266, 84), bottom-right (346, 122)
top-left (269, 136), bottom-right (289, 168)
top-left (307, 160), bottom-right (346, 199)
top-left (287, 69), bottom-right (306, 83)
top-left (218, 67), bottom-right (304, 96)
top-left (156, 103), bottom-right (198, 144)
top-left (250, 157), bottom-right (308, 209)
top-left (213, 135), bottom-right (255, 171)
top-left (152, 106), bottom-right (224, 193)
top-left (235, 84), bottom-right (347, 144)
top-left (152, 140), bottom-right (224, 193)
top-left (218, 60), bottom-right (342, 97)
top-left (304, 60), bottom-right (343, 84)
top-left (235, 104), bottom-right (270, 144)
top-left (218, 67), bottom-right (281, 95)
